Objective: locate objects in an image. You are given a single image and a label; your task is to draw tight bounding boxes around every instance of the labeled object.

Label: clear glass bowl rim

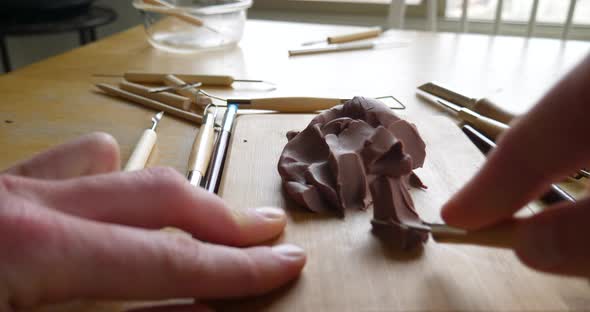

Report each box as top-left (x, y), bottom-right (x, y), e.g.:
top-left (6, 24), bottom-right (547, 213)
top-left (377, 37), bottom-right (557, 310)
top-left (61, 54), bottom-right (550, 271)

top-left (132, 0), bottom-right (252, 15)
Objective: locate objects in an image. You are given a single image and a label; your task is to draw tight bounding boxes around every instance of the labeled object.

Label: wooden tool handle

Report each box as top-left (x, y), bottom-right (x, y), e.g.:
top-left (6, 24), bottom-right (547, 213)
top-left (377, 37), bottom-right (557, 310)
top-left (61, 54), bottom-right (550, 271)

top-left (142, 0), bottom-right (203, 26)
top-left (164, 74), bottom-right (198, 98)
top-left (328, 27), bottom-right (382, 44)
top-left (458, 109), bottom-right (510, 140)
top-left (187, 114), bottom-right (216, 174)
top-left (431, 222), bottom-right (517, 249)
top-left (124, 129), bottom-right (157, 171)
top-left (120, 80), bottom-right (192, 111)
top-left (124, 71), bottom-right (234, 86)
top-left (472, 98), bottom-right (517, 124)
top-left (241, 97), bottom-right (344, 113)
top-left (96, 83), bottom-right (203, 124)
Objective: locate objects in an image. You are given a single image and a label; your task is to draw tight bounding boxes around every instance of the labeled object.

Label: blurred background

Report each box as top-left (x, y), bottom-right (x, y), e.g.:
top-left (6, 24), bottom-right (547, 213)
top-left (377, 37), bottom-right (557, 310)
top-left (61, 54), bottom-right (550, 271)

top-left (2, 0), bottom-right (589, 72)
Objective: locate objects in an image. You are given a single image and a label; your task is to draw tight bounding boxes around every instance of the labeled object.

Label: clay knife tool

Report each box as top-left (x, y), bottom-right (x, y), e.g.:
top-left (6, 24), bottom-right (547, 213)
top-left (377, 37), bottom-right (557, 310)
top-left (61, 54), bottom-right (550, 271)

top-left (124, 111), bottom-right (164, 171)
top-left (414, 221), bottom-right (517, 249)
top-left (461, 124), bottom-right (575, 204)
top-left (187, 105), bottom-right (217, 188)
top-left (205, 104), bottom-right (238, 193)
top-left (301, 27), bottom-right (382, 46)
top-left (417, 91), bottom-right (509, 140)
top-left (418, 82), bottom-right (516, 123)
top-left (418, 82), bottom-right (516, 124)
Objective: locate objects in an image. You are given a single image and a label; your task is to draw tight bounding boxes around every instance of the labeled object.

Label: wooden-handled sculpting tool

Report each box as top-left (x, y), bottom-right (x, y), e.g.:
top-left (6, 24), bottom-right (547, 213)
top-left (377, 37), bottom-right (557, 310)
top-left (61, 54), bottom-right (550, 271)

top-left (417, 91), bottom-right (509, 140)
top-left (289, 41), bottom-right (407, 57)
top-left (418, 82), bottom-right (516, 124)
top-left (187, 105), bottom-right (217, 188)
top-left (197, 91), bottom-right (406, 112)
top-left (124, 111), bottom-right (164, 171)
top-left (96, 83), bottom-right (203, 124)
top-left (205, 104), bottom-right (238, 194)
top-left (425, 222), bottom-right (517, 249)
top-left (301, 27), bottom-right (382, 46)
top-left (120, 80), bottom-right (192, 111)
top-left (461, 124), bottom-right (575, 204)
top-left (122, 71), bottom-right (274, 87)
top-left (227, 97), bottom-right (347, 113)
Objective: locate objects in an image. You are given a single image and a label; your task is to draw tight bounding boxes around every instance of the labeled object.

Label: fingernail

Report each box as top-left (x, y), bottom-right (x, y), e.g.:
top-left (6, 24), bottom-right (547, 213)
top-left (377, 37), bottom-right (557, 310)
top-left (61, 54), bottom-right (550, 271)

top-left (517, 222), bottom-right (564, 269)
top-left (255, 207), bottom-right (285, 220)
top-left (272, 244), bottom-right (305, 261)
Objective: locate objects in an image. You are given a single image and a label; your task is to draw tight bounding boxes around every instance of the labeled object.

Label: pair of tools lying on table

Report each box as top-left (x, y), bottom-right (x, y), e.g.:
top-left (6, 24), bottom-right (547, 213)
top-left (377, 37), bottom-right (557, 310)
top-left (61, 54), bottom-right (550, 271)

top-left (289, 27), bottom-right (408, 56)
top-left (417, 82), bottom-right (588, 181)
top-left (410, 82), bottom-right (583, 249)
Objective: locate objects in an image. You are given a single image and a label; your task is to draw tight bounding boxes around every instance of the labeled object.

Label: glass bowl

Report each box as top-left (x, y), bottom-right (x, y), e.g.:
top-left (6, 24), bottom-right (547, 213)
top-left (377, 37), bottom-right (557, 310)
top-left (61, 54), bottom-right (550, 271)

top-left (132, 0), bottom-right (252, 53)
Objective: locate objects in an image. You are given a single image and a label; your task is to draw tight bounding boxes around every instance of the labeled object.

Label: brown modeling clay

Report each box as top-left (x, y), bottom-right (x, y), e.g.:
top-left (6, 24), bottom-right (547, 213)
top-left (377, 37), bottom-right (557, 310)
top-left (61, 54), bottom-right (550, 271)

top-left (278, 97), bottom-right (429, 250)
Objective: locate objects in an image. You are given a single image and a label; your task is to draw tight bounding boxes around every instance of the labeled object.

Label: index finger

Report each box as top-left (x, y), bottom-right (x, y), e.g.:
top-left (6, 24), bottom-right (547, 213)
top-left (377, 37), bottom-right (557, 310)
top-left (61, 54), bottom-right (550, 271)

top-left (442, 54), bottom-right (590, 230)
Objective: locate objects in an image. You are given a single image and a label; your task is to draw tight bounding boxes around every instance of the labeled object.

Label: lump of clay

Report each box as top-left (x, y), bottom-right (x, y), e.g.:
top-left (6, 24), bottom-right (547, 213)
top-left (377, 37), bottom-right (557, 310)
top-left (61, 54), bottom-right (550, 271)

top-left (278, 97), bottom-right (429, 250)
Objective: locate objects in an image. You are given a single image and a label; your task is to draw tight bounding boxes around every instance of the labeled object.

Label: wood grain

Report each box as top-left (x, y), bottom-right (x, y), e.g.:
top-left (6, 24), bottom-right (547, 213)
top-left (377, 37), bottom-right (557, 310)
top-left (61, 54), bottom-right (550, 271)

top-left (215, 114), bottom-right (590, 311)
top-left (0, 20), bottom-right (589, 311)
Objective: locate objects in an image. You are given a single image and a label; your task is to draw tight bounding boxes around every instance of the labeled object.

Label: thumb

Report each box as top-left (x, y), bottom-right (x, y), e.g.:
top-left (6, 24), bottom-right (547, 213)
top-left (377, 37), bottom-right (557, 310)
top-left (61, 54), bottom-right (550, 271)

top-left (514, 196), bottom-right (590, 277)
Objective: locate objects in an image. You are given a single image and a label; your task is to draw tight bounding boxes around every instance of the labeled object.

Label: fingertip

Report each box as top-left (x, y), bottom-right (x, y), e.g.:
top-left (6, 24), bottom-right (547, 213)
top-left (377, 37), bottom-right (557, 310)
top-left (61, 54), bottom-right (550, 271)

top-left (84, 132), bottom-right (121, 173)
top-left (230, 207), bottom-right (288, 247)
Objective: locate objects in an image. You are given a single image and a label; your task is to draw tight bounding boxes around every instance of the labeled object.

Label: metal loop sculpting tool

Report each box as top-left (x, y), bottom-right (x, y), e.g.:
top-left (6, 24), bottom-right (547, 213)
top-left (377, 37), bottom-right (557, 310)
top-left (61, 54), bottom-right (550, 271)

top-left (197, 90), bottom-right (407, 111)
top-left (124, 111), bottom-right (164, 171)
top-left (187, 104), bottom-right (218, 188)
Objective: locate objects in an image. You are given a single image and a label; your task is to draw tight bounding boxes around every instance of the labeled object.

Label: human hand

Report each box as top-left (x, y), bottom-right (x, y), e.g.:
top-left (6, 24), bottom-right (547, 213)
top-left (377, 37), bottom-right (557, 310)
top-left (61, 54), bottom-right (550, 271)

top-left (0, 133), bottom-right (305, 311)
top-left (441, 54), bottom-right (590, 277)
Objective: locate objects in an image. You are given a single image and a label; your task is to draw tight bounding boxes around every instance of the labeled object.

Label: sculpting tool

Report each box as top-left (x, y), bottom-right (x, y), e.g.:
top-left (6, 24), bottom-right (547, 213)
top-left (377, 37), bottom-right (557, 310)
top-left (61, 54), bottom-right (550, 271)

top-left (418, 90), bottom-right (588, 180)
top-left (124, 111), bottom-right (164, 171)
top-left (187, 105), bottom-right (218, 188)
top-left (289, 40), bottom-right (408, 57)
top-left (417, 91), bottom-right (509, 140)
top-left (205, 104), bottom-right (238, 194)
top-left (121, 71), bottom-right (275, 87)
top-left (96, 83), bottom-right (203, 124)
top-left (198, 90), bottom-right (406, 112)
top-left (462, 124), bottom-right (575, 204)
top-left (418, 82), bottom-right (516, 124)
top-left (120, 80), bottom-right (193, 111)
top-left (301, 27), bottom-right (382, 46)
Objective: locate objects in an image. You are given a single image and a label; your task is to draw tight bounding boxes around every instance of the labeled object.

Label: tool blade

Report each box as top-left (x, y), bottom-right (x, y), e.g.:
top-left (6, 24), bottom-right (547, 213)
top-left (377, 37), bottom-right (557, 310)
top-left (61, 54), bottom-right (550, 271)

top-left (418, 82), bottom-right (473, 108)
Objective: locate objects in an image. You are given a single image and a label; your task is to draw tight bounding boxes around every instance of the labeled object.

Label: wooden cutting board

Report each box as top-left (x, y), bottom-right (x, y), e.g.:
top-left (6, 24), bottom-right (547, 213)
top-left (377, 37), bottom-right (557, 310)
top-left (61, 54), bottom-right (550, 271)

top-left (215, 114), bottom-right (590, 311)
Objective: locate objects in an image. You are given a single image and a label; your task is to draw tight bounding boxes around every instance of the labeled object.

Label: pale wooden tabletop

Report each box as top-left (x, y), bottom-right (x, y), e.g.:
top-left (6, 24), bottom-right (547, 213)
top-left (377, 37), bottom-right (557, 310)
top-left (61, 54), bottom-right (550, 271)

top-left (1, 20), bottom-right (589, 311)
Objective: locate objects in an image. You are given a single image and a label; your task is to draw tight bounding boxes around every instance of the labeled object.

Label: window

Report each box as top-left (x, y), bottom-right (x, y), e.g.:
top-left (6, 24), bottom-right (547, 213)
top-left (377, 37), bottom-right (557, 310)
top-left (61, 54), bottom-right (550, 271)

top-left (445, 0), bottom-right (590, 25)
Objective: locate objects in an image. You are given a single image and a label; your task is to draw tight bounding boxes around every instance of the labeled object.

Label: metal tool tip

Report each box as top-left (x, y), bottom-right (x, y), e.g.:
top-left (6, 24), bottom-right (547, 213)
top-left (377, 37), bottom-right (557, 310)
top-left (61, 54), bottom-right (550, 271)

top-left (156, 111), bottom-right (164, 120)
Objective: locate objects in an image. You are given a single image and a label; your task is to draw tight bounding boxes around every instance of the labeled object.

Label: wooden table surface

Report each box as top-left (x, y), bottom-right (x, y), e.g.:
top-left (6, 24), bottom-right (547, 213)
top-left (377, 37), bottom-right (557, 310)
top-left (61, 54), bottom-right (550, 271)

top-left (1, 20), bottom-right (589, 311)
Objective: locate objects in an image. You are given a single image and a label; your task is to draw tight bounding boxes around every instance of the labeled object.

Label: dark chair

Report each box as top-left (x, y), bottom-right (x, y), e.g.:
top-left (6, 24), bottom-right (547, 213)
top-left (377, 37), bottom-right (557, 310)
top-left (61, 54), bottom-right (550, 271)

top-left (0, 4), bottom-right (117, 72)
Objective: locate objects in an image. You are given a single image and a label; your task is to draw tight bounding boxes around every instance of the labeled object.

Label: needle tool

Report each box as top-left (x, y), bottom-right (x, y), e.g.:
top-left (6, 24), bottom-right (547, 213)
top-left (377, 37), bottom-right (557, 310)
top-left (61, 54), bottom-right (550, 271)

top-left (204, 104), bottom-right (238, 194)
top-left (121, 71), bottom-right (276, 88)
top-left (301, 27), bottom-right (382, 46)
top-left (289, 40), bottom-right (408, 57)
top-left (418, 82), bottom-right (516, 124)
top-left (124, 111), bottom-right (164, 171)
top-left (187, 104), bottom-right (218, 188)
top-left (462, 124), bottom-right (575, 204)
